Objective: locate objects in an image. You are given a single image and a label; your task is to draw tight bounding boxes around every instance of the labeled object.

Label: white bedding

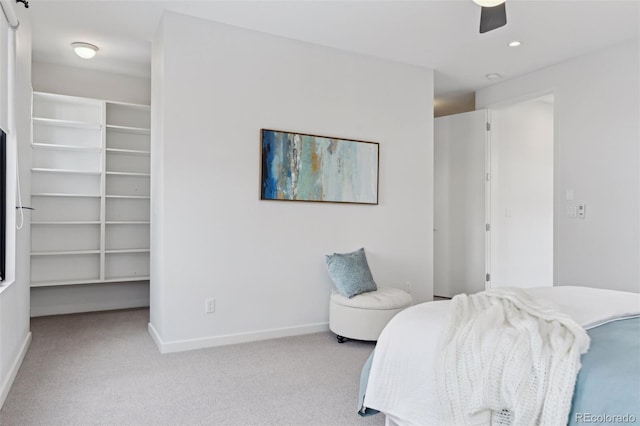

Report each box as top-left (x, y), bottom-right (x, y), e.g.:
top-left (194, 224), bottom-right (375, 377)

top-left (363, 286), bottom-right (640, 426)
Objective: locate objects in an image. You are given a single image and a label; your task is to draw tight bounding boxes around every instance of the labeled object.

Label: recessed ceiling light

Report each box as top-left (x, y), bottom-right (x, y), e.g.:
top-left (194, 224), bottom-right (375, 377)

top-left (71, 42), bottom-right (98, 59)
top-left (485, 73), bottom-right (502, 80)
top-left (509, 41), bottom-right (521, 47)
top-left (473, 0), bottom-right (505, 6)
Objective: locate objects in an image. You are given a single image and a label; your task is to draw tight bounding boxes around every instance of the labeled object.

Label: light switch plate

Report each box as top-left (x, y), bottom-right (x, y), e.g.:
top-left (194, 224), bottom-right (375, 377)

top-left (577, 204), bottom-right (586, 218)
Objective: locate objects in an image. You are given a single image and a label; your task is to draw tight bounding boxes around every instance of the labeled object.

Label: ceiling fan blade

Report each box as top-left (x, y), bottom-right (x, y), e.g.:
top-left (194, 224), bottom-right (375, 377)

top-left (480, 3), bottom-right (507, 33)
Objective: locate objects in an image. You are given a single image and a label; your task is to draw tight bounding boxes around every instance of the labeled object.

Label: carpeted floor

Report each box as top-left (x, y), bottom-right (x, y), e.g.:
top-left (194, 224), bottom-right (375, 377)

top-left (0, 309), bottom-right (384, 426)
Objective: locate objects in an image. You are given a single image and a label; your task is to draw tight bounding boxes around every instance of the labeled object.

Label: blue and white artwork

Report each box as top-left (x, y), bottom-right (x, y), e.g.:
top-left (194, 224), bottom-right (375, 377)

top-left (261, 129), bottom-right (379, 204)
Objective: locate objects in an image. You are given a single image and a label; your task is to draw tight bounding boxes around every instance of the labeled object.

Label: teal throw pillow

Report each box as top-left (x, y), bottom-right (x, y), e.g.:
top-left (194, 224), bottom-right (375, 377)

top-left (325, 248), bottom-right (377, 298)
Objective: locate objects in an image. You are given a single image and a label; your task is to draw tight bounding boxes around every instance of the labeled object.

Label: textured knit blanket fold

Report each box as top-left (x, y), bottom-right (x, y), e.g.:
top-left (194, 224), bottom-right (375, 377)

top-left (436, 288), bottom-right (591, 426)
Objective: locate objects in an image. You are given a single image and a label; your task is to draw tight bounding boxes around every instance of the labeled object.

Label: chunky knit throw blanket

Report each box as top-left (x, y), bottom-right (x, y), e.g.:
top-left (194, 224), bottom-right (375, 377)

top-left (436, 288), bottom-right (590, 426)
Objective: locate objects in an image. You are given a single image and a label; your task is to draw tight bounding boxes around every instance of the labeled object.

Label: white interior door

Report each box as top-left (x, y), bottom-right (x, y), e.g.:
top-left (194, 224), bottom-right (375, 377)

top-left (488, 96), bottom-right (554, 288)
top-left (434, 110), bottom-right (487, 297)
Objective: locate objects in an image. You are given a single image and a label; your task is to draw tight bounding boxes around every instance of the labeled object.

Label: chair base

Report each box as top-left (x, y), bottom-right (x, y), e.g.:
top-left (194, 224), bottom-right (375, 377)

top-left (329, 288), bottom-right (412, 342)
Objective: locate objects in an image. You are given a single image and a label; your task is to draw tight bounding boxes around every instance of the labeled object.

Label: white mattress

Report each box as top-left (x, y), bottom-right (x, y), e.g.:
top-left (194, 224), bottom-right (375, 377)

top-left (363, 286), bottom-right (640, 426)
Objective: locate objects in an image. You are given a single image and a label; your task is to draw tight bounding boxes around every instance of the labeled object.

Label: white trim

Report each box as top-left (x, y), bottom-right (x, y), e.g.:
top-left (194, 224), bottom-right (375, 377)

top-left (484, 108), bottom-right (491, 290)
top-left (480, 87), bottom-right (557, 110)
top-left (148, 322), bottom-right (330, 354)
top-left (147, 321), bottom-right (163, 351)
top-left (0, 331), bottom-right (31, 408)
top-left (0, 279), bottom-right (15, 295)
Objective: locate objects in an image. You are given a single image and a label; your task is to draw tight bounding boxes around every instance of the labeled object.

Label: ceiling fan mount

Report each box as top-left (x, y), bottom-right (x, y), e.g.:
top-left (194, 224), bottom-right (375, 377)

top-left (473, 0), bottom-right (507, 34)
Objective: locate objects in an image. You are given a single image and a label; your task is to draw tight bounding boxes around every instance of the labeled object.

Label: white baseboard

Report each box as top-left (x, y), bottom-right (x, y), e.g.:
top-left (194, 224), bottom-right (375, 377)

top-left (0, 331), bottom-right (32, 409)
top-left (148, 322), bottom-right (330, 354)
top-left (147, 322), bottom-right (164, 352)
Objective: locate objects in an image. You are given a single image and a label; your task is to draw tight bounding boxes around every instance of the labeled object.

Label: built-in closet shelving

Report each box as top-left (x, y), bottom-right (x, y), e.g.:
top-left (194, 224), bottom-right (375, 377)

top-left (30, 92), bottom-right (150, 287)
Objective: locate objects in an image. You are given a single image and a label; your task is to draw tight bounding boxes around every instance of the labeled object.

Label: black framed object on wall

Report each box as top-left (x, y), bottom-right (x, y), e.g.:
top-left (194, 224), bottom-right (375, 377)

top-left (260, 129), bottom-right (379, 205)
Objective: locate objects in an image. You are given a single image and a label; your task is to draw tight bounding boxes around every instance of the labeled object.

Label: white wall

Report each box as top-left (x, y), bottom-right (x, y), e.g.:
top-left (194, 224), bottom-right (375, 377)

top-left (490, 98), bottom-right (554, 288)
top-left (477, 40), bottom-right (640, 293)
top-left (30, 62), bottom-right (151, 316)
top-left (32, 62), bottom-right (150, 106)
top-left (150, 12), bottom-right (434, 352)
top-left (0, 7), bottom-right (32, 407)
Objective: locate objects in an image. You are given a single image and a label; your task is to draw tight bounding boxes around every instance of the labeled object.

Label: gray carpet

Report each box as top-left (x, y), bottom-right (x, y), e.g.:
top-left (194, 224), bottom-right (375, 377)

top-left (0, 309), bottom-right (384, 426)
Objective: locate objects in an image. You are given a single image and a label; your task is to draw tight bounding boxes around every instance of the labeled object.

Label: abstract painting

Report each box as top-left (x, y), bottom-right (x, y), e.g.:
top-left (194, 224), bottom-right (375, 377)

top-left (260, 129), bottom-right (379, 204)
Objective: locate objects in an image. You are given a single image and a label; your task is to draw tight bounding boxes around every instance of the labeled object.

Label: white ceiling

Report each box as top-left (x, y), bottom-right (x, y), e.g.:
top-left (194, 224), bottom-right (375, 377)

top-left (29, 0), bottom-right (639, 104)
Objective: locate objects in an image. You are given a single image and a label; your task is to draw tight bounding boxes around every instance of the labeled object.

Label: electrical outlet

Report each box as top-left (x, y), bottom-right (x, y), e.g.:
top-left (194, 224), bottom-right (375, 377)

top-left (205, 298), bottom-right (215, 314)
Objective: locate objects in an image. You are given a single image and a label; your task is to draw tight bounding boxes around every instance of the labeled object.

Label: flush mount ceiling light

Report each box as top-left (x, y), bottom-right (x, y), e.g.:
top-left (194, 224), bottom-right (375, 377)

top-left (71, 42), bottom-right (98, 59)
top-left (509, 41), bottom-right (521, 47)
top-left (485, 73), bottom-right (502, 80)
top-left (473, 0), bottom-right (505, 6)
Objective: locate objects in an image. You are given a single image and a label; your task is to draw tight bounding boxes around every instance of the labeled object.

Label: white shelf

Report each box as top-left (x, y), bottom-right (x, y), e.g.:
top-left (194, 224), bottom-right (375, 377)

top-left (105, 195), bottom-right (150, 199)
top-left (106, 101), bottom-right (150, 110)
top-left (31, 249), bottom-right (101, 256)
top-left (31, 278), bottom-right (103, 288)
top-left (106, 171), bottom-right (150, 177)
top-left (31, 193), bottom-right (101, 198)
top-left (33, 92), bottom-right (103, 107)
top-left (32, 143), bottom-right (102, 152)
top-left (106, 125), bottom-right (150, 135)
top-left (105, 249), bottom-right (150, 254)
top-left (103, 276), bottom-right (150, 283)
top-left (32, 221), bottom-right (101, 225)
top-left (106, 148), bottom-right (150, 156)
top-left (106, 221), bottom-right (150, 225)
top-left (31, 277), bottom-right (150, 288)
top-left (31, 93), bottom-right (151, 288)
top-left (32, 168), bottom-right (101, 175)
top-left (33, 117), bottom-right (102, 130)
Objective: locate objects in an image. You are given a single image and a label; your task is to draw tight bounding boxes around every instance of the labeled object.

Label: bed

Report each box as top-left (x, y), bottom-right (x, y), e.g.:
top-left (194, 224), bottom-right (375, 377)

top-left (359, 286), bottom-right (640, 426)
